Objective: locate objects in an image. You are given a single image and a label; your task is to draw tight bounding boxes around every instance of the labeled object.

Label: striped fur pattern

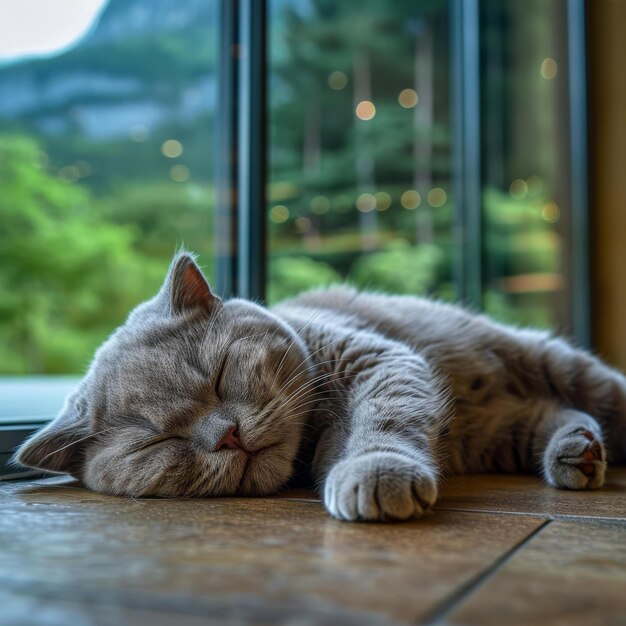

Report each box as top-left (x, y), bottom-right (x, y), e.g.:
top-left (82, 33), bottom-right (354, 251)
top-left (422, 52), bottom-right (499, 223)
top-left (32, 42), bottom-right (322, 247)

top-left (15, 253), bottom-right (626, 522)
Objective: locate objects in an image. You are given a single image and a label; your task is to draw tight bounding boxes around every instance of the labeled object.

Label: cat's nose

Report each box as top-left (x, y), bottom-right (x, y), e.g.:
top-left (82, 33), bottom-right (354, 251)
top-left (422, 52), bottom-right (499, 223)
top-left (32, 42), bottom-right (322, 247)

top-left (215, 426), bottom-right (243, 451)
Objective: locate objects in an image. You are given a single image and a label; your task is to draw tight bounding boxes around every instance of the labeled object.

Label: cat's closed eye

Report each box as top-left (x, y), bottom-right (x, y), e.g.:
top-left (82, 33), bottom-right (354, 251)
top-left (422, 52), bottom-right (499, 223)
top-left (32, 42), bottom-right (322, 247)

top-left (213, 354), bottom-right (228, 401)
top-left (131, 434), bottom-right (186, 453)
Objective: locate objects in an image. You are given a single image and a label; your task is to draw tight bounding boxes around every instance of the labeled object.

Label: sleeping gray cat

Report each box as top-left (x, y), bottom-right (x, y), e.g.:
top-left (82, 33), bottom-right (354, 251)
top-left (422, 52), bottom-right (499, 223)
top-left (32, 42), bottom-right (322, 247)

top-left (15, 252), bottom-right (626, 521)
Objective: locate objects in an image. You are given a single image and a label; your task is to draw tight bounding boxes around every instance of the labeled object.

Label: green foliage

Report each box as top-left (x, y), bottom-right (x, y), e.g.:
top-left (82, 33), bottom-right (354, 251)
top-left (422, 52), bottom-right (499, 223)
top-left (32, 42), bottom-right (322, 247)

top-left (483, 290), bottom-right (553, 330)
top-left (349, 240), bottom-right (445, 296)
top-left (101, 182), bottom-right (216, 270)
top-left (269, 256), bottom-right (342, 303)
top-left (0, 136), bottom-right (161, 373)
top-left (483, 188), bottom-right (559, 276)
top-left (481, 188), bottom-right (561, 328)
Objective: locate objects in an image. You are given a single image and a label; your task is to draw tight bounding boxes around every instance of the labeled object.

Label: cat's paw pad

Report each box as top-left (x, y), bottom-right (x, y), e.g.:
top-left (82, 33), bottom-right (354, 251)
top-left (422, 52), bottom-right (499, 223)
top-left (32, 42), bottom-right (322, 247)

top-left (543, 426), bottom-right (607, 490)
top-left (324, 452), bottom-right (437, 522)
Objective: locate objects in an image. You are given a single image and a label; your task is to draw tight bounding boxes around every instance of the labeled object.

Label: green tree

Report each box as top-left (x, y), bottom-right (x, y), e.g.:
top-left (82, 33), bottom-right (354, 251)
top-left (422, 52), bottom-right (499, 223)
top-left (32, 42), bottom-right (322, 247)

top-left (0, 136), bottom-right (160, 373)
top-left (269, 256), bottom-right (342, 303)
top-left (350, 241), bottom-right (445, 296)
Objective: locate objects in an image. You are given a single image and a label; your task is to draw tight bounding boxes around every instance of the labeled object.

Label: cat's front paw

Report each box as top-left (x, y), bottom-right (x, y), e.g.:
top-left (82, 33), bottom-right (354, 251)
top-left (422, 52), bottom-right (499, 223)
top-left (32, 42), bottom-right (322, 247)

top-left (324, 452), bottom-right (437, 522)
top-left (543, 425), bottom-right (607, 490)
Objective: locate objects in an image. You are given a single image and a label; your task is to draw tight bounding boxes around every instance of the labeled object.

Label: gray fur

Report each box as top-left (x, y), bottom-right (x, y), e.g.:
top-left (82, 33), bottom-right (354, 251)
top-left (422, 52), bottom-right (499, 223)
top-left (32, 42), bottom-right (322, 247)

top-left (14, 253), bottom-right (626, 521)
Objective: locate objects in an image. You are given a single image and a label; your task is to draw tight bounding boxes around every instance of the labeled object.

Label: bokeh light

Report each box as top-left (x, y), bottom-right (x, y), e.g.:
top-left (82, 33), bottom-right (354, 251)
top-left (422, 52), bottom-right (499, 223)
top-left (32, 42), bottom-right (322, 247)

top-left (509, 178), bottom-right (529, 199)
top-left (356, 193), bottom-right (376, 212)
top-left (398, 88), bottom-right (419, 108)
top-left (355, 100), bottom-right (376, 121)
top-left (270, 205), bottom-right (290, 223)
top-left (328, 70), bottom-right (348, 90)
top-left (540, 58), bottom-right (558, 79)
top-left (400, 189), bottom-right (421, 209)
top-left (374, 191), bottom-right (392, 211)
top-left (427, 187), bottom-right (447, 207)
top-left (161, 139), bottom-right (183, 158)
top-left (542, 201), bottom-right (560, 222)
top-left (170, 164), bottom-right (189, 182)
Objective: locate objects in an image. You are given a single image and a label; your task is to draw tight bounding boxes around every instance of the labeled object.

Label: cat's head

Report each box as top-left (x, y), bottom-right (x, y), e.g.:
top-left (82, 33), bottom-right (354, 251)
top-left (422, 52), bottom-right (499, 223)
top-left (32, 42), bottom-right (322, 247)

top-left (14, 252), bottom-right (314, 497)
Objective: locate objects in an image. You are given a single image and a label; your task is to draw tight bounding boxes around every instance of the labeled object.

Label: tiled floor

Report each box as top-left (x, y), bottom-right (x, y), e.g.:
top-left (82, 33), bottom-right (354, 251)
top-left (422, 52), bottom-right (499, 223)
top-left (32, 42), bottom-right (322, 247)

top-left (2, 469), bottom-right (626, 625)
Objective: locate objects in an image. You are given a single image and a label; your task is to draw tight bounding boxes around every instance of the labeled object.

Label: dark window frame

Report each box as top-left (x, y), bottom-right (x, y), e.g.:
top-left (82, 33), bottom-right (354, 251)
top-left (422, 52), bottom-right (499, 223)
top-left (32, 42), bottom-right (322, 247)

top-left (215, 0), bottom-right (268, 302)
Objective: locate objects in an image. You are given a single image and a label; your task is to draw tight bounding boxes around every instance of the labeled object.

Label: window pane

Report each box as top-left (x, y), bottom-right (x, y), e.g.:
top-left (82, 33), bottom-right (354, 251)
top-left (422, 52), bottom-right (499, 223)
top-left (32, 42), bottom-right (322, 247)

top-left (267, 0), bottom-right (454, 304)
top-left (0, 1), bottom-right (219, 419)
top-left (0, 378), bottom-right (80, 424)
top-left (481, 0), bottom-right (572, 329)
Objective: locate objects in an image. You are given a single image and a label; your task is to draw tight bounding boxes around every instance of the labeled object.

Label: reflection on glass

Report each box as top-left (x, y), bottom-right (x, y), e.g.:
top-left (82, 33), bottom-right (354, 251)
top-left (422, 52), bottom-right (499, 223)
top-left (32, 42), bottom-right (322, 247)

top-left (481, 0), bottom-right (571, 329)
top-left (268, 0), bottom-right (453, 304)
top-left (0, 0), bottom-right (218, 374)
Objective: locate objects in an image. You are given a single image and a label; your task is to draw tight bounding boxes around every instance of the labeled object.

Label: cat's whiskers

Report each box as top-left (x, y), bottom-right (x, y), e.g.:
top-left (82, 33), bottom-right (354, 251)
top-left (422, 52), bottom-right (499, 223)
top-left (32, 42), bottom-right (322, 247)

top-left (278, 369), bottom-right (361, 413)
top-left (274, 333), bottom-right (357, 396)
top-left (284, 384), bottom-right (349, 406)
top-left (272, 381), bottom-right (356, 432)
top-left (272, 365), bottom-right (356, 420)
top-left (282, 395), bottom-right (332, 414)
top-left (289, 407), bottom-right (343, 422)
top-left (280, 368), bottom-right (356, 404)
top-left (282, 397), bottom-right (344, 425)
top-left (274, 357), bottom-right (354, 400)
top-left (40, 426), bottom-right (119, 463)
top-left (250, 379), bottom-right (355, 444)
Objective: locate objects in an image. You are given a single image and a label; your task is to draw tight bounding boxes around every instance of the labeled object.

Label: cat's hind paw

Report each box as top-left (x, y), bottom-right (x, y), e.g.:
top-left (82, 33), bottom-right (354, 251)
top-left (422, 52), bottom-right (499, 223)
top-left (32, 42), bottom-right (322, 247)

top-left (543, 426), bottom-right (607, 490)
top-left (324, 451), bottom-right (438, 522)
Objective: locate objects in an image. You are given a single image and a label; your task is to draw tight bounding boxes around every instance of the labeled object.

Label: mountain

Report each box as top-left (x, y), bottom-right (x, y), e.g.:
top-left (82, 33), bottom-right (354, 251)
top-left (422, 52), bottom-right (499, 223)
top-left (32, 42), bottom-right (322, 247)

top-left (0, 0), bottom-right (218, 141)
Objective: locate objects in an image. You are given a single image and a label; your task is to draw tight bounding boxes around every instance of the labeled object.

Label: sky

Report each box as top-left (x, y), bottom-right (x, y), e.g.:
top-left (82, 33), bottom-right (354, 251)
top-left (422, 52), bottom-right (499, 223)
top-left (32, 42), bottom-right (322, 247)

top-left (0, 0), bottom-right (108, 62)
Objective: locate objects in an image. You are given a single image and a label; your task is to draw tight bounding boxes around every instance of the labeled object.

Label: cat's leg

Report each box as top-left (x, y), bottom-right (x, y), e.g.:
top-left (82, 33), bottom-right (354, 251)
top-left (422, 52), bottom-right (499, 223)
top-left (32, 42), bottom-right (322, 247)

top-left (521, 333), bottom-right (626, 464)
top-left (312, 348), bottom-right (451, 522)
top-left (541, 408), bottom-right (607, 490)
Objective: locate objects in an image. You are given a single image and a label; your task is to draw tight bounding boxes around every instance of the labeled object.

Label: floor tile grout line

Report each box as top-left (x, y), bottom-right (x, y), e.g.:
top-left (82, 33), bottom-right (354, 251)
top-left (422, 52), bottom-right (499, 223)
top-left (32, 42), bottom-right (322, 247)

top-left (434, 506), bottom-right (626, 523)
top-left (418, 518), bottom-right (553, 626)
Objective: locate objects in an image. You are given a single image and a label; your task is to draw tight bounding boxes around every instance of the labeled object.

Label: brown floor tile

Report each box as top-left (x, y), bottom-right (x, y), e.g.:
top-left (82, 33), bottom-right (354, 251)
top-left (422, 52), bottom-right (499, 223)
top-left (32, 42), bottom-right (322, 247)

top-left (1, 477), bottom-right (543, 625)
top-left (436, 467), bottom-right (626, 520)
top-left (0, 588), bottom-right (223, 626)
top-left (447, 518), bottom-right (626, 626)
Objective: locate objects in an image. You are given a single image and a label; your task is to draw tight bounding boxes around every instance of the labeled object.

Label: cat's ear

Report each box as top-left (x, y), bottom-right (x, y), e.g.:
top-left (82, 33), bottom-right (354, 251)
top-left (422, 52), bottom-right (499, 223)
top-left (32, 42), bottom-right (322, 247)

top-left (164, 252), bottom-right (221, 316)
top-left (13, 391), bottom-right (91, 477)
